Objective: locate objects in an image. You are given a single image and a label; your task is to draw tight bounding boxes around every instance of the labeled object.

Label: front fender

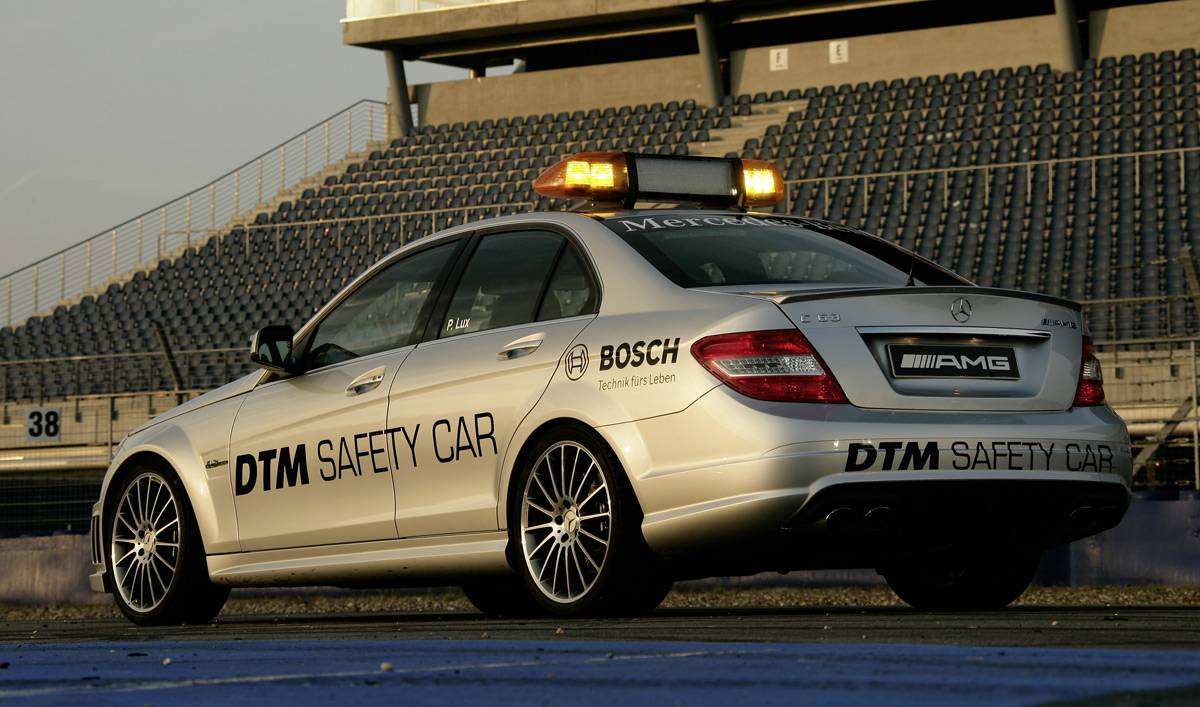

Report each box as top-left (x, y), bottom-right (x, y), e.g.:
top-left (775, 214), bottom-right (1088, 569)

top-left (100, 394), bottom-right (246, 554)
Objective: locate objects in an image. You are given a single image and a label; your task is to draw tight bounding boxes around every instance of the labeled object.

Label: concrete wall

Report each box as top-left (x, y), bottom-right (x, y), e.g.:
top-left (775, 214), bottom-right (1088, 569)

top-left (730, 14), bottom-right (1061, 99)
top-left (400, 0), bottom-right (1200, 125)
top-left (1065, 493), bottom-right (1200, 585)
top-left (1090, 0), bottom-right (1200, 60)
top-left (343, 0), bottom-right (691, 45)
top-left (416, 54), bottom-right (706, 125)
top-left (0, 535), bottom-right (103, 605)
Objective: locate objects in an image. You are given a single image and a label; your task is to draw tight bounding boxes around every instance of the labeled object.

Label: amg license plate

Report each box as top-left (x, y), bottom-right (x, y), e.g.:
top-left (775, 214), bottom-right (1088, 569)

top-left (888, 345), bottom-right (1020, 379)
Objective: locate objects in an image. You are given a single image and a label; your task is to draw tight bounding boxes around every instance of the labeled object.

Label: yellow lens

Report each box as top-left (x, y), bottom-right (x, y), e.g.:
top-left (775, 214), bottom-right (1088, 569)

top-left (564, 160), bottom-right (616, 189)
top-left (532, 152), bottom-right (630, 201)
top-left (743, 168), bottom-right (777, 198)
top-left (589, 162), bottom-right (615, 188)
top-left (565, 160), bottom-right (592, 187)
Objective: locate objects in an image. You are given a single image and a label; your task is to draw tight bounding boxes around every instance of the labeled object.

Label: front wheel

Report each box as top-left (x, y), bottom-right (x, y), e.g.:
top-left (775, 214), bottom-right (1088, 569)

top-left (882, 548), bottom-right (1041, 611)
top-left (105, 462), bottom-right (229, 625)
top-left (513, 425), bottom-right (671, 617)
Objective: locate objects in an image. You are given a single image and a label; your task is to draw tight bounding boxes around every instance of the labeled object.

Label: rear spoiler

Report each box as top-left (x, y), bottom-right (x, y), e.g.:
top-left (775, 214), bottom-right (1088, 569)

top-left (772, 286), bottom-right (1082, 312)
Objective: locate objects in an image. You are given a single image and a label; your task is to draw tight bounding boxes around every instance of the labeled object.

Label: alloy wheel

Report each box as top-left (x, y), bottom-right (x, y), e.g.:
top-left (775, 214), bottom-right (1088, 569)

top-left (520, 441), bottom-right (612, 603)
top-left (110, 472), bottom-right (182, 613)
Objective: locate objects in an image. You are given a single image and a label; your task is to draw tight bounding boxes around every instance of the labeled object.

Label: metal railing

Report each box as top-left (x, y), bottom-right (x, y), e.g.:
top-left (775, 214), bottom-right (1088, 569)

top-left (6, 136), bottom-right (1195, 334)
top-left (1, 100), bottom-right (386, 329)
top-left (778, 144), bottom-right (1198, 222)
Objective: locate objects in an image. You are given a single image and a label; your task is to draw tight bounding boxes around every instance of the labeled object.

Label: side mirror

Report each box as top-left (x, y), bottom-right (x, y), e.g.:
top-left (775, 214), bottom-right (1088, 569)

top-left (250, 325), bottom-right (298, 374)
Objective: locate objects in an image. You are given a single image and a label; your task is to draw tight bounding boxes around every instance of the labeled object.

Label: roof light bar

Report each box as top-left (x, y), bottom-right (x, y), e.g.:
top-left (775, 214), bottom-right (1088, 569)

top-left (534, 152), bottom-right (784, 208)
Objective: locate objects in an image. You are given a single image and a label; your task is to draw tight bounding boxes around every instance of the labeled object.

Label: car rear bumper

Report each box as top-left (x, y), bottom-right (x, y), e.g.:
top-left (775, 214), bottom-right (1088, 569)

top-left (601, 387), bottom-right (1131, 563)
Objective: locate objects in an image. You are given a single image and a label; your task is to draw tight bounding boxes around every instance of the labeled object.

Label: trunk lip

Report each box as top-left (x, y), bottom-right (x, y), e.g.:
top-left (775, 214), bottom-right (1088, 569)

top-left (855, 326), bottom-right (1052, 339)
top-left (769, 286), bottom-right (1081, 311)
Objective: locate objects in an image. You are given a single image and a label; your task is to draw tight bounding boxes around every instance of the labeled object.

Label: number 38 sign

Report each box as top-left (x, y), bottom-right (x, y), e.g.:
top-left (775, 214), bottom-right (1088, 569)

top-left (26, 406), bottom-right (62, 442)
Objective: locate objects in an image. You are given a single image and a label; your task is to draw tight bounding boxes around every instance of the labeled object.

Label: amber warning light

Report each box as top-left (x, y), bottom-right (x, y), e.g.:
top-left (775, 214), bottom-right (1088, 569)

top-left (534, 152), bottom-right (784, 208)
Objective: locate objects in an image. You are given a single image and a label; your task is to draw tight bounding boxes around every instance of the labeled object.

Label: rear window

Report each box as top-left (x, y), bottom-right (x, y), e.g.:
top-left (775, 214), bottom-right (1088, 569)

top-left (605, 214), bottom-right (968, 289)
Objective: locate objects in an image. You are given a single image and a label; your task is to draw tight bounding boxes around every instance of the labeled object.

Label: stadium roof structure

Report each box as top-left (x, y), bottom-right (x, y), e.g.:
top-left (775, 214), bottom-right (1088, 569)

top-left (343, 0), bottom-right (1090, 136)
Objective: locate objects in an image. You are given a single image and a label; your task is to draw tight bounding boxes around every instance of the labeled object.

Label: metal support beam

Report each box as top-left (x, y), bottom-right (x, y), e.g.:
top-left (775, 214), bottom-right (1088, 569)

top-left (694, 8), bottom-right (723, 108)
top-left (385, 48), bottom-right (414, 138)
top-left (1131, 396), bottom-right (1195, 480)
top-left (1054, 0), bottom-right (1083, 72)
top-left (151, 321), bottom-right (185, 392)
top-left (1181, 245), bottom-right (1200, 315)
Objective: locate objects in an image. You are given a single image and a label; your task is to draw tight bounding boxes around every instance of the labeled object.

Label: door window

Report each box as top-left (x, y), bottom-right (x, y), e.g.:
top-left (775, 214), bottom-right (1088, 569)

top-left (302, 241), bottom-right (456, 369)
top-left (440, 230), bottom-right (572, 338)
top-left (537, 245), bottom-right (597, 321)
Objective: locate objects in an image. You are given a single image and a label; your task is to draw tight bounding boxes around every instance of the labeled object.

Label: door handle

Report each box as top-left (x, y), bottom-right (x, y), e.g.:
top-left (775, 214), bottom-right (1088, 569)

top-left (497, 339), bottom-right (543, 360)
top-left (346, 367), bottom-right (387, 395)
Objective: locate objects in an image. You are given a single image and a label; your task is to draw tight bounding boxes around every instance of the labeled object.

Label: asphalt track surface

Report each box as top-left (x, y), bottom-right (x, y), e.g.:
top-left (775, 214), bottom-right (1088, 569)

top-left (3, 606), bottom-right (1199, 705)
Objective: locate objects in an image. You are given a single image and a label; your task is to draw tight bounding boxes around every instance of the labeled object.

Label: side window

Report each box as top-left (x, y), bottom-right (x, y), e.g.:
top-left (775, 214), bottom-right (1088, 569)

top-left (302, 241), bottom-right (456, 369)
top-left (440, 231), bottom-right (564, 338)
top-left (537, 245), bottom-right (597, 321)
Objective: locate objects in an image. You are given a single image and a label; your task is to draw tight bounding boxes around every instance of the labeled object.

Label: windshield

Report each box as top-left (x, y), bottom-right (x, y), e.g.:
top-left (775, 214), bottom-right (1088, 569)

top-left (605, 214), bottom-right (969, 289)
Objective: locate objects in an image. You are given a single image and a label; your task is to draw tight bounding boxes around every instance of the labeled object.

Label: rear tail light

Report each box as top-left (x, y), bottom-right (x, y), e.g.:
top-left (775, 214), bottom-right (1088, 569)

top-left (1072, 336), bottom-right (1106, 407)
top-left (691, 330), bottom-right (849, 403)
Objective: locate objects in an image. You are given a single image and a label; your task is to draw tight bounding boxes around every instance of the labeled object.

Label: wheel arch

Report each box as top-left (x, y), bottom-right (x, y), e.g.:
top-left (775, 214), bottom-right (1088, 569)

top-left (102, 423), bottom-right (239, 558)
top-left (499, 415), bottom-right (641, 528)
top-left (100, 443), bottom-right (233, 624)
top-left (500, 417), bottom-right (591, 535)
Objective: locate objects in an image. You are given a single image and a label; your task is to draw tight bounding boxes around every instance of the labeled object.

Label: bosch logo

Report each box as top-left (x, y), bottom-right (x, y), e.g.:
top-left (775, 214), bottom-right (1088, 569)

top-left (599, 338), bottom-right (680, 371)
top-left (564, 344), bottom-right (589, 380)
top-left (950, 297), bottom-right (972, 323)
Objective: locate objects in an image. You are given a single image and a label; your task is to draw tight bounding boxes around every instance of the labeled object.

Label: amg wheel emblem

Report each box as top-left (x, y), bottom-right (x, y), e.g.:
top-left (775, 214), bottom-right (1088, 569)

top-left (564, 344), bottom-right (589, 380)
top-left (950, 297), bottom-right (972, 323)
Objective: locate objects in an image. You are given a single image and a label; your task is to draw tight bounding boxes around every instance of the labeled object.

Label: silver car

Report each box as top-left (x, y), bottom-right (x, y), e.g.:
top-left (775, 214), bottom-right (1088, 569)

top-left (90, 152), bottom-right (1130, 625)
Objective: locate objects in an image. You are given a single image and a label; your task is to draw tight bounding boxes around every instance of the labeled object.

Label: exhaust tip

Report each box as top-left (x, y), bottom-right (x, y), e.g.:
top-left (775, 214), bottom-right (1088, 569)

top-left (825, 507), bottom-right (859, 531)
top-left (1094, 505), bottom-right (1122, 528)
top-left (1070, 506), bottom-right (1097, 529)
top-left (864, 506), bottom-right (895, 530)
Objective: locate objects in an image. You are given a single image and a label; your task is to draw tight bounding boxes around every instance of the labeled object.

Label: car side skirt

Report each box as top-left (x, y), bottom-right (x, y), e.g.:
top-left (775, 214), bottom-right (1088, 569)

top-left (205, 531), bottom-right (511, 588)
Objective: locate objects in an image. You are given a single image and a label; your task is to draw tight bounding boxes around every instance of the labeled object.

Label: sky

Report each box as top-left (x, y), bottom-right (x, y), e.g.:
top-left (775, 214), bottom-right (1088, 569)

top-left (0, 1), bottom-right (465, 276)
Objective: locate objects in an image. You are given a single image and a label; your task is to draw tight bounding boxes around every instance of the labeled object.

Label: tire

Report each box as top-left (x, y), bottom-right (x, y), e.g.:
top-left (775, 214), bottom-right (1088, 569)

top-left (105, 461), bottom-right (230, 626)
top-left (882, 548), bottom-right (1041, 611)
top-left (461, 576), bottom-right (541, 617)
top-left (512, 424), bottom-right (672, 617)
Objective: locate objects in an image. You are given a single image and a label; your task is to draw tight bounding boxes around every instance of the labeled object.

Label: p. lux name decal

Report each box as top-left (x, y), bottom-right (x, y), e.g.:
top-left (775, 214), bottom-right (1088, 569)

top-left (233, 412), bottom-right (496, 496)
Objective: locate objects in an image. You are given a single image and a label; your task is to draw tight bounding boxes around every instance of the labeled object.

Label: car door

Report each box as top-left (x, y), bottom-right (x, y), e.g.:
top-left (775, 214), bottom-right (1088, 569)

top-left (229, 239), bottom-right (461, 551)
top-left (387, 227), bottom-right (600, 538)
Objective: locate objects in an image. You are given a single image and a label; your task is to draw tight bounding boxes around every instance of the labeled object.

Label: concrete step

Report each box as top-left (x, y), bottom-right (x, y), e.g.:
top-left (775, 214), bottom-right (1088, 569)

top-left (228, 143), bottom-right (385, 229)
top-left (33, 143), bottom-right (388, 321)
top-left (688, 101), bottom-right (807, 158)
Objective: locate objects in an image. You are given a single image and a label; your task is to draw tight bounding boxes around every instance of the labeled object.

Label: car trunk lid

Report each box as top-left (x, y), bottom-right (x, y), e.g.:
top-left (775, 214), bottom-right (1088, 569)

top-left (759, 286), bottom-right (1085, 412)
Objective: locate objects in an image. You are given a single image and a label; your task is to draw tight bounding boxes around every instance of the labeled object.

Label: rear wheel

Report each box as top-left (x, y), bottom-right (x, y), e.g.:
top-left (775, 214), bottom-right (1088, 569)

top-left (513, 425), bottom-right (671, 617)
top-left (106, 461), bottom-right (229, 625)
top-left (882, 548), bottom-right (1041, 611)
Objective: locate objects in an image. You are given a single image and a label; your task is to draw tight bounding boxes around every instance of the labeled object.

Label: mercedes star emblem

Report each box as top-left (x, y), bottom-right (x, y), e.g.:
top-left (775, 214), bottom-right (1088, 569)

top-left (950, 297), bottom-right (972, 323)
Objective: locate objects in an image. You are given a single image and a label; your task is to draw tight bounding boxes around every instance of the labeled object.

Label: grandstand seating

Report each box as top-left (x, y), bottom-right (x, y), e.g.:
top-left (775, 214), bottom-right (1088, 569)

top-left (1, 49), bottom-right (1197, 403)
